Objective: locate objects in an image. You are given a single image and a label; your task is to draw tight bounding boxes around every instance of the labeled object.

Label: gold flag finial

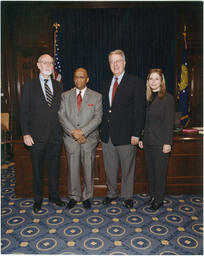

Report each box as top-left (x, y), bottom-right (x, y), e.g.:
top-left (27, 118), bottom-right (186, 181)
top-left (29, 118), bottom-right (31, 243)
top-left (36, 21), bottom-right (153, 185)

top-left (53, 22), bottom-right (60, 32)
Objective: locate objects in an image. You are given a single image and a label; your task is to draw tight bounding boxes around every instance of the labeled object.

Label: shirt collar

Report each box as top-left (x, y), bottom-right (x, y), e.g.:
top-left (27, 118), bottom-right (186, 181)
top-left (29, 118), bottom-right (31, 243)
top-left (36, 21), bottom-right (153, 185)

top-left (39, 74), bottom-right (51, 83)
top-left (114, 71), bottom-right (125, 80)
top-left (76, 87), bottom-right (87, 95)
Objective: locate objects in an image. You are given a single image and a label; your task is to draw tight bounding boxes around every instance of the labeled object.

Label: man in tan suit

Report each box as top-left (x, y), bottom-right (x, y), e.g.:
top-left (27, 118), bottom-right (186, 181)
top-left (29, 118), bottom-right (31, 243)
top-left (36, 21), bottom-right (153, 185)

top-left (58, 68), bottom-right (102, 209)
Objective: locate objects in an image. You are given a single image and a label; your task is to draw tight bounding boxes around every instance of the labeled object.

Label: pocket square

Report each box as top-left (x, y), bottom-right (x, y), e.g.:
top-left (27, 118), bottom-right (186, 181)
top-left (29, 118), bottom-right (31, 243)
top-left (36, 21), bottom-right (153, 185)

top-left (88, 104), bottom-right (94, 106)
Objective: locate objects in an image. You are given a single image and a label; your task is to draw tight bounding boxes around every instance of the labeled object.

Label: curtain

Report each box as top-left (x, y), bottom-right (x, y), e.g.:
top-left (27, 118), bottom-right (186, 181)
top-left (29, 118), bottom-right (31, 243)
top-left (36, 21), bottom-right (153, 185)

top-left (52, 8), bottom-right (177, 94)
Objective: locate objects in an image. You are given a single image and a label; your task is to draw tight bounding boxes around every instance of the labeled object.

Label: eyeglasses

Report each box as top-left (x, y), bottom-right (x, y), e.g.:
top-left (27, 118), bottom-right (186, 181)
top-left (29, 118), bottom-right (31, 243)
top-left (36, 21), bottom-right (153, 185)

top-left (109, 59), bottom-right (124, 65)
top-left (39, 61), bottom-right (54, 65)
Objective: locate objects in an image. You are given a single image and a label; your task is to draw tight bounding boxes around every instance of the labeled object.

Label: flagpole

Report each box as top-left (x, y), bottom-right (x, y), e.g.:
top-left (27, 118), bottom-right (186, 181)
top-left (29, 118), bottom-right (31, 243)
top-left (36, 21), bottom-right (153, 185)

top-left (183, 25), bottom-right (187, 50)
top-left (178, 24), bottom-right (190, 128)
top-left (52, 22), bottom-right (60, 56)
top-left (183, 25), bottom-right (190, 127)
top-left (52, 22), bottom-right (62, 82)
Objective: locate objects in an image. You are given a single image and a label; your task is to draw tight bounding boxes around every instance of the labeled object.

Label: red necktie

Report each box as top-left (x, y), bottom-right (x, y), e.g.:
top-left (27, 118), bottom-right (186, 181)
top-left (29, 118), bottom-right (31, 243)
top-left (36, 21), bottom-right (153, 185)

top-left (77, 91), bottom-right (82, 111)
top-left (112, 77), bottom-right (118, 104)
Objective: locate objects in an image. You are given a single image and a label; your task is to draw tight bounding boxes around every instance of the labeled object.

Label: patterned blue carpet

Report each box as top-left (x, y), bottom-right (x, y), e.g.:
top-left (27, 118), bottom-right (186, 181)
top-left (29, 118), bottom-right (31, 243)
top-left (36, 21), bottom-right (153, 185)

top-left (1, 163), bottom-right (203, 255)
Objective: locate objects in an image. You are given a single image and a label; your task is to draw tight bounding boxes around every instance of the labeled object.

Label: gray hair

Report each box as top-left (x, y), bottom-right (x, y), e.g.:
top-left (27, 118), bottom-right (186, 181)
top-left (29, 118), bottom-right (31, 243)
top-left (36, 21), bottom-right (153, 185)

top-left (108, 49), bottom-right (126, 62)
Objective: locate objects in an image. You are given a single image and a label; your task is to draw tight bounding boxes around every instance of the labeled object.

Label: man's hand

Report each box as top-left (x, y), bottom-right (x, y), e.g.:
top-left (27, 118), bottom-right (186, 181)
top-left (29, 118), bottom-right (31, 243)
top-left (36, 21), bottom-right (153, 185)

top-left (77, 135), bottom-right (87, 144)
top-left (23, 135), bottom-right (34, 146)
top-left (131, 136), bottom-right (139, 145)
top-left (138, 141), bottom-right (143, 149)
top-left (71, 129), bottom-right (84, 140)
top-left (163, 144), bottom-right (171, 153)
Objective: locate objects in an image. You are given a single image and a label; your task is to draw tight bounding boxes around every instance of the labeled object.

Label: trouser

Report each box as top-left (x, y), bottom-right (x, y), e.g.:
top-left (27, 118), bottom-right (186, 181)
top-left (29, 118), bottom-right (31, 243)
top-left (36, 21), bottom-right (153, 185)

top-left (102, 138), bottom-right (137, 200)
top-left (30, 139), bottom-right (62, 202)
top-left (65, 144), bottom-right (96, 201)
top-left (144, 144), bottom-right (169, 204)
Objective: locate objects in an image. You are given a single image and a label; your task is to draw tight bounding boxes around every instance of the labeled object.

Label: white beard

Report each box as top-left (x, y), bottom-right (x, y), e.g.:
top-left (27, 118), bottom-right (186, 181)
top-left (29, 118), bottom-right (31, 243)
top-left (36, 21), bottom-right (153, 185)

top-left (42, 70), bottom-right (52, 76)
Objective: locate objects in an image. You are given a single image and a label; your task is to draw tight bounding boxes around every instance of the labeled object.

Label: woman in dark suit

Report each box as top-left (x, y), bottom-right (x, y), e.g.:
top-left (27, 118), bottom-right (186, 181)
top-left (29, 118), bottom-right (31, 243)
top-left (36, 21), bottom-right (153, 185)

top-left (139, 69), bottom-right (174, 211)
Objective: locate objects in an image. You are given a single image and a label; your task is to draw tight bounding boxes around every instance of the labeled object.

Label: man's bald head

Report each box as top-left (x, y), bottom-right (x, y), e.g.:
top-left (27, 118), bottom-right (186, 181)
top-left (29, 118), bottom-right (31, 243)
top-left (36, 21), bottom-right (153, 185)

top-left (38, 54), bottom-right (54, 63)
top-left (37, 54), bottom-right (54, 78)
top-left (74, 68), bottom-right (89, 90)
top-left (74, 68), bottom-right (88, 78)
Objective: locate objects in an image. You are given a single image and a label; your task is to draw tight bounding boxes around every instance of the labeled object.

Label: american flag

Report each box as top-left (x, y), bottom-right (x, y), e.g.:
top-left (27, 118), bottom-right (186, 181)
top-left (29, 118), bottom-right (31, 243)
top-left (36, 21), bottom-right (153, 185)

top-left (53, 27), bottom-right (62, 82)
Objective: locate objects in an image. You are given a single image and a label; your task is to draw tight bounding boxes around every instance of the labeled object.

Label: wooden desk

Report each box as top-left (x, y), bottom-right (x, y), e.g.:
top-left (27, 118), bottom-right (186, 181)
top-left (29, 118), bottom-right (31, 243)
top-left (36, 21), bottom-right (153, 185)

top-left (14, 133), bottom-right (203, 198)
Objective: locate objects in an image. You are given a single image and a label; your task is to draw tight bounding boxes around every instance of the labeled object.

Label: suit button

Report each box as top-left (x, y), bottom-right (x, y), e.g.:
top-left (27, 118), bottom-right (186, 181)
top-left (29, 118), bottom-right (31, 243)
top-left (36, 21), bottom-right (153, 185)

top-left (77, 124), bottom-right (80, 127)
top-left (109, 110), bottom-right (112, 113)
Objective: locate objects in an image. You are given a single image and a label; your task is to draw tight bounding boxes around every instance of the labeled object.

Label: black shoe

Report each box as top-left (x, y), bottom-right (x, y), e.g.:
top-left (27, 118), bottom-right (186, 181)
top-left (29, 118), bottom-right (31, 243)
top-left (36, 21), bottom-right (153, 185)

top-left (33, 201), bottom-right (42, 213)
top-left (103, 197), bottom-right (117, 205)
top-left (83, 199), bottom-right (91, 209)
top-left (124, 199), bottom-right (134, 208)
top-left (66, 199), bottom-right (77, 209)
top-left (145, 196), bottom-right (154, 204)
top-left (49, 198), bottom-right (65, 207)
top-left (149, 201), bottom-right (163, 211)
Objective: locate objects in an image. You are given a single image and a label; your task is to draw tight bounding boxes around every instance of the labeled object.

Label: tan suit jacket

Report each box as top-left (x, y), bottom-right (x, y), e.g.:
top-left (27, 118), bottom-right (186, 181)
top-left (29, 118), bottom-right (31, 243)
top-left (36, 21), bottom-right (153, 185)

top-left (58, 87), bottom-right (102, 151)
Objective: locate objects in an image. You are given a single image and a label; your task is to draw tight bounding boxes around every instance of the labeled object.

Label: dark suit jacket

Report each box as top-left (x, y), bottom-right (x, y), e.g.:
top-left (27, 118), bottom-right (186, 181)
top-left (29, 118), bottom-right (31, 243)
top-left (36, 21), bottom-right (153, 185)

top-left (143, 92), bottom-right (174, 145)
top-left (100, 72), bottom-right (146, 145)
top-left (20, 77), bottom-right (63, 143)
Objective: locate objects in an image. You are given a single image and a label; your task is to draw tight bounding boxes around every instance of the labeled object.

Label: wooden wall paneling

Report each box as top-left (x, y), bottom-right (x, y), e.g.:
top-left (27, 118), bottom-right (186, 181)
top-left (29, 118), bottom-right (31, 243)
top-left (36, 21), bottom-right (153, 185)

top-left (14, 142), bottom-right (33, 197)
top-left (189, 59), bottom-right (203, 126)
top-left (59, 149), bottom-right (69, 197)
top-left (2, 2), bottom-right (53, 139)
top-left (14, 134), bottom-right (203, 198)
top-left (166, 137), bottom-right (203, 194)
top-left (1, 7), bottom-right (16, 128)
top-left (94, 143), bottom-right (106, 184)
top-left (16, 55), bottom-right (39, 102)
top-left (1, 18), bottom-right (10, 113)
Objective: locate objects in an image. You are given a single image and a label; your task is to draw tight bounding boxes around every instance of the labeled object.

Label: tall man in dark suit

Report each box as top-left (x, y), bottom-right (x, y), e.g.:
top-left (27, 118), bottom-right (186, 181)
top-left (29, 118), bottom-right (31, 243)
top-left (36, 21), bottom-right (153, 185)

top-left (101, 49), bottom-right (146, 208)
top-left (20, 54), bottom-right (65, 213)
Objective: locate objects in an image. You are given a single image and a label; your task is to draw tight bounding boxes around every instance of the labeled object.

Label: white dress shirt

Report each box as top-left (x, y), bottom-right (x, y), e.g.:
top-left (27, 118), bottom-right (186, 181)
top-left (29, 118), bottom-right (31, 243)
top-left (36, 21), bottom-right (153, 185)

top-left (76, 87), bottom-right (87, 98)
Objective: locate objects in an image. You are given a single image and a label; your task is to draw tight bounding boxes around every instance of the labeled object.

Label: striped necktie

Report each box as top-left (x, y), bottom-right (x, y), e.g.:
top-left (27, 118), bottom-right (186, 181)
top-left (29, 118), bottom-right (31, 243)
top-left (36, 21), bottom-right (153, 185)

top-left (44, 79), bottom-right (53, 107)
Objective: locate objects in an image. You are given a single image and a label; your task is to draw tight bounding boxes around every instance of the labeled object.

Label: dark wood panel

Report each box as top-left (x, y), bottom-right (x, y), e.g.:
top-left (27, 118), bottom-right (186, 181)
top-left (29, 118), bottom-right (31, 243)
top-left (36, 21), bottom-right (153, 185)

top-left (14, 134), bottom-right (203, 198)
top-left (172, 141), bottom-right (203, 155)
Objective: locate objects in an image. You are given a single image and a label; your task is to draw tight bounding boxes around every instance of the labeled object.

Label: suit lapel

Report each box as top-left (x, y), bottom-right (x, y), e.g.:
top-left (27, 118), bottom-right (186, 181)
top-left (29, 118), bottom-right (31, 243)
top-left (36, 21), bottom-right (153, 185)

top-left (51, 79), bottom-right (60, 108)
top-left (105, 78), bottom-right (112, 108)
top-left (36, 78), bottom-right (48, 106)
top-left (81, 88), bottom-right (89, 109)
top-left (52, 79), bottom-right (57, 103)
top-left (70, 88), bottom-right (78, 114)
top-left (118, 73), bottom-right (128, 89)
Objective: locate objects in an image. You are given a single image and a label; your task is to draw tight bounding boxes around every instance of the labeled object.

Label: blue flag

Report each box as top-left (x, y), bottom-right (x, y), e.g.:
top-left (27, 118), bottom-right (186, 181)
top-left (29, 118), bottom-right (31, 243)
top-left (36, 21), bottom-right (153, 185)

top-left (177, 31), bottom-right (190, 127)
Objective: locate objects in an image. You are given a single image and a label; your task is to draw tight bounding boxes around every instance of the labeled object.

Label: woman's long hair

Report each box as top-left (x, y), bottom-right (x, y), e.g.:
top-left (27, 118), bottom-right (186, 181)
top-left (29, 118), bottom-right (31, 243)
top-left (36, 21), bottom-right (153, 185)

top-left (146, 69), bottom-right (166, 101)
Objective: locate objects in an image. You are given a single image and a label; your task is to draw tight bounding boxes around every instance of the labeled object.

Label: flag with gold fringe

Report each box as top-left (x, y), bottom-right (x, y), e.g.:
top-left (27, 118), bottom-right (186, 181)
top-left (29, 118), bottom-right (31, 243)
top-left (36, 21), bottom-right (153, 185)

top-left (177, 27), bottom-right (190, 127)
top-left (53, 22), bottom-right (62, 82)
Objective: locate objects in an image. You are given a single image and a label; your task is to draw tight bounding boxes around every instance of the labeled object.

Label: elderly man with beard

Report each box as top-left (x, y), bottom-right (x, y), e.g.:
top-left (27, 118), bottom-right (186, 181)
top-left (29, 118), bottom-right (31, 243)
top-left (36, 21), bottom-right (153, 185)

top-left (20, 54), bottom-right (65, 213)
